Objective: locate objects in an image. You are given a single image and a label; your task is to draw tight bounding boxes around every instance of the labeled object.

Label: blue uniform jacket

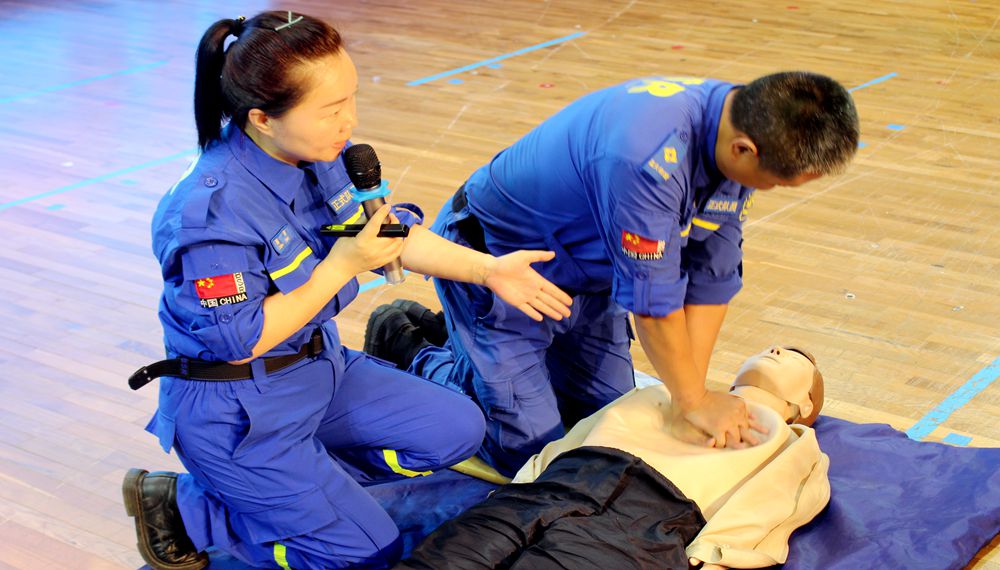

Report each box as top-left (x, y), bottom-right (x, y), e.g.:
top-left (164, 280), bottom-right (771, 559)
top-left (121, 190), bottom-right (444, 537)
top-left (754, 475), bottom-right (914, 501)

top-left (464, 77), bottom-right (754, 317)
top-left (152, 124), bottom-right (421, 362)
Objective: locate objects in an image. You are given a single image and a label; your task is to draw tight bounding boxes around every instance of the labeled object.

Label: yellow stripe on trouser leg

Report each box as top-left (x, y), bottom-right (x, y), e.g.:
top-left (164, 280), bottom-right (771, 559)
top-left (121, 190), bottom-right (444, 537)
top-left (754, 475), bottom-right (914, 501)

top-left (274, 542), bottom-right (291, 569)
top-left (383, 449), bottom-right (432, 477)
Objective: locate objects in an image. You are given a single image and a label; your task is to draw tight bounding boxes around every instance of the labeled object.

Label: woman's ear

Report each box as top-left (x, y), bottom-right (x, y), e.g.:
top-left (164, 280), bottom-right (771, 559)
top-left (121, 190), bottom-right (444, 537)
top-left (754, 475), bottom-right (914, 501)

top-left (247, 108), bottom-right (272, 136)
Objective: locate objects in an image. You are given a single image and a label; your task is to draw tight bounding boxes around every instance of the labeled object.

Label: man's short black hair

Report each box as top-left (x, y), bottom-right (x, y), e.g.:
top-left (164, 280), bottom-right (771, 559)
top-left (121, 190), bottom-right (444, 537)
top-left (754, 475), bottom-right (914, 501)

top-left (731, 71), bottom-right (860, 179)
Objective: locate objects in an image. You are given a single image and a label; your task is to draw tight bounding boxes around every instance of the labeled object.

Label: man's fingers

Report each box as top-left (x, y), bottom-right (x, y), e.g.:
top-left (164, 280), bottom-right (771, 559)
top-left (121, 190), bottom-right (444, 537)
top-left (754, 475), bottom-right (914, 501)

top-left (748, 417), bottom-right (768, 434)
top-left (724, 424), bottom-right (746, 449)
top-left (712, 431), bottom-right (727, 449)
top-left (739, 424), bottom-right (760, 447)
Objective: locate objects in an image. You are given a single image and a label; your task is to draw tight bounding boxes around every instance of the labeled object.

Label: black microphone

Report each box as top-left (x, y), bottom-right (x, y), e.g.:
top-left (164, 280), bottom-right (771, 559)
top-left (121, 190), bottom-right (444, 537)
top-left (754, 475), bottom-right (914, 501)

top-left (342, 144), bottom-right (405, 285)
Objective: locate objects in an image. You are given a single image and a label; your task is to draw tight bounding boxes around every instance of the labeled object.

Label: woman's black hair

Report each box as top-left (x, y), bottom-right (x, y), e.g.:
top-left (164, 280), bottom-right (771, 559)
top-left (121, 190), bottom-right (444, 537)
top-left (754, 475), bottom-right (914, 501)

top-left (193, 11), bottom-right (344, 150)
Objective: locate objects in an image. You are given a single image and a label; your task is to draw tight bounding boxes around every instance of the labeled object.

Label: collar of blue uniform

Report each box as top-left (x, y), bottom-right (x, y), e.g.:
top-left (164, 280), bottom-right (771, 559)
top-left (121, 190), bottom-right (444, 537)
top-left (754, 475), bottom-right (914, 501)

top-left (225, 123), bottom-right (309, 205)
top-left (699, 82), bottom-right (740, 183)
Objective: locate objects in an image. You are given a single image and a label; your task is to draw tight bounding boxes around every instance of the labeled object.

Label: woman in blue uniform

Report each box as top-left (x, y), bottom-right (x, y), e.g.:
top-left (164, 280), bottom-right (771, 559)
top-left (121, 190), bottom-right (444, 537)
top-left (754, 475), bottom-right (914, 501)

top-left (122, 11), bottom-right (572, 570)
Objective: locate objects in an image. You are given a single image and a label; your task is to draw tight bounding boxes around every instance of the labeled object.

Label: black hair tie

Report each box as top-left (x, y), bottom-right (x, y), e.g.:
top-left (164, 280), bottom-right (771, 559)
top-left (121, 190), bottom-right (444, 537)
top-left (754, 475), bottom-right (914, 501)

top-left (233, 15), bottom-right (246, 37)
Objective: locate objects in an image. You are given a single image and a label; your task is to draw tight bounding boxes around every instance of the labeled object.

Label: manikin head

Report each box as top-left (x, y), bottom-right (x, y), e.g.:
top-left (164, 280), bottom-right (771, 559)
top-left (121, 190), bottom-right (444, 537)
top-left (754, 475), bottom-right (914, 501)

top-left (729, 346), bottom-right (825, 426)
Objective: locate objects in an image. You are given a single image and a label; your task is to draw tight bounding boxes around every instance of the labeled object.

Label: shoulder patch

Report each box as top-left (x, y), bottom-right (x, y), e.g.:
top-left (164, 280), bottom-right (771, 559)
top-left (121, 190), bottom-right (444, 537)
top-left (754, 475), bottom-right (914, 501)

top-left (622, 230), bottom-right (665, 261)
top-left (195, 273), bottom-right (248, 308)
top-left (641, 131), bottom-right (688, 183)
top-left (271, 225), bottom-right (294, 255)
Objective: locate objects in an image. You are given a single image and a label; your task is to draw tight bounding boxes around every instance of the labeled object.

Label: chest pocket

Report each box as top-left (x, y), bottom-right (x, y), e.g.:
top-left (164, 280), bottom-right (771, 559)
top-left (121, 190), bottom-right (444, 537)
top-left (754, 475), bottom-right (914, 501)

top-left (689, 190), bottom-right (748, 242)
top-left (327, 184), bottom-right (365, 224)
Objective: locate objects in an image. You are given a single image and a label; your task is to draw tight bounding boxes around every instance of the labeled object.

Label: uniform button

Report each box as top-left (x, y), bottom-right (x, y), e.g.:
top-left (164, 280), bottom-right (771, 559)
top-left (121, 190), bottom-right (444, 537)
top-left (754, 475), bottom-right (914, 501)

top-left (220, 313), bottom-right (233, 323)
top-left (204, 176), bottom-right (218, 187)
top-left (636, 271), bottom-right (648, 280)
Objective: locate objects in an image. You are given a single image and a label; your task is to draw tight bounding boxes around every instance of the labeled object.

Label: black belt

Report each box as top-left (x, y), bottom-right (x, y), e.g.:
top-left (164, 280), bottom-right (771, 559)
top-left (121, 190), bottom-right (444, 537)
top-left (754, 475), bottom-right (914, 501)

top-left (452, 184), bottom-right (488, 254)
top-left (128, 330), bottom-right (324, 390)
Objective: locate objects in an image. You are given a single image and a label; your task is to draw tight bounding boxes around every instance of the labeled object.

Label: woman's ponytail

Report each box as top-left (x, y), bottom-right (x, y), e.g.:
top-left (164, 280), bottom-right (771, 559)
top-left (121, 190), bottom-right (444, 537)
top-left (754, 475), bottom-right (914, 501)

top-left (194, 18), bottom-right (242, 151)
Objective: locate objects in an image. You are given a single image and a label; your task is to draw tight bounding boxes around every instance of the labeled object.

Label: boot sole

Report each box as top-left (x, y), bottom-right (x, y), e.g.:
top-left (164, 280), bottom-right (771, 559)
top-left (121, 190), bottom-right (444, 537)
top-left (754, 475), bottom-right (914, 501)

top-left (122, 468), bottom-right (208, 570)
top-left (391, 299), bottom-right (426, 321)
top-left (363, 304), bottom-right (397, 356)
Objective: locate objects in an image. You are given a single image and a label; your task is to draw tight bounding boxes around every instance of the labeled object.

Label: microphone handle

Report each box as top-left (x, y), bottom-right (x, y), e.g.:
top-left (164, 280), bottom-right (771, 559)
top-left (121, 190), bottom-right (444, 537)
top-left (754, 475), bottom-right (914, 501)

top-left (360, 195), bottom-right (405, 285)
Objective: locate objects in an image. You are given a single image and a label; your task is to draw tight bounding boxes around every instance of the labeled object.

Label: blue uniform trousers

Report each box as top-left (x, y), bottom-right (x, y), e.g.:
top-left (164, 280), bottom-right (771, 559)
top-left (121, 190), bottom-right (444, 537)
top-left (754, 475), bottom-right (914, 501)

top-left (410, 205), bottom-right (636, 477)
top-left (147, 326), bottom-right (486, 569)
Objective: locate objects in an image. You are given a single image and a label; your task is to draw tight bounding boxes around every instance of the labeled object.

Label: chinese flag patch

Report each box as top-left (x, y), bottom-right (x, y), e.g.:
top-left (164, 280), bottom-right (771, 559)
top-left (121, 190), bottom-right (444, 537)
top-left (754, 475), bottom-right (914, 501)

top-left (194, 273), bottom-right (248, 308)
top-left (621, 230), bottom-right (665, 260)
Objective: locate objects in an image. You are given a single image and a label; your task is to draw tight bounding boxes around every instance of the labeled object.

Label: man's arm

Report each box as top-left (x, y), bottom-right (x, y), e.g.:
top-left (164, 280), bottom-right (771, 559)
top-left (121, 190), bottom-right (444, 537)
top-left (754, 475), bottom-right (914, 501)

top-left (684, 303), bottom-right (728, 378)
top-left (633, 309), bottom-right (758, 448)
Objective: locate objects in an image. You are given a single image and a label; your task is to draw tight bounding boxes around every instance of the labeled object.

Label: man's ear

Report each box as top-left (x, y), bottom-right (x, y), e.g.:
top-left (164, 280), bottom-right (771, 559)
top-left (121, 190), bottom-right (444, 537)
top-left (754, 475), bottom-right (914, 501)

top-left (731, 135), bottom-right (758, 158)
top-left (247, 108), bottom-right (273, 136)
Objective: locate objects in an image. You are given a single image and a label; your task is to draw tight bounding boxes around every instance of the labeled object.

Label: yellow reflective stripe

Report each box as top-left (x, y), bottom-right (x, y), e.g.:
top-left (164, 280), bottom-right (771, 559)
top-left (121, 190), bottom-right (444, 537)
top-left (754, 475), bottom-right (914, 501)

top-left (343, 205), bottom-right (364, 224)
top-left (270, 247), bottom-right (313, 280)
top-left (383, 449), bottom-right (432, 477)
top-left (680, 222), bottom-right (692, 237)
top-left (274, 543), bottom-right (291, 569)
top-left (692, 217), bottom-right (721, 231)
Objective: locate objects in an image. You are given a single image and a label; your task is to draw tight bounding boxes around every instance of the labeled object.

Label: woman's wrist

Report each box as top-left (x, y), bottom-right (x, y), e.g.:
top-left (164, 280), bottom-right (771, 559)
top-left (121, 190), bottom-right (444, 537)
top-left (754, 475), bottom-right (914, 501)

top-left (475, 253), bottom-right (497, 286)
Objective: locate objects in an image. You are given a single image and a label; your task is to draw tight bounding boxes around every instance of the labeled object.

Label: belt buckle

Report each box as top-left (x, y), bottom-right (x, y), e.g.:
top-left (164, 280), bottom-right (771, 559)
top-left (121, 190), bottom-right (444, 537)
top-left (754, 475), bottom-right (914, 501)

top-left (306, 330), bottom-right (323, 358)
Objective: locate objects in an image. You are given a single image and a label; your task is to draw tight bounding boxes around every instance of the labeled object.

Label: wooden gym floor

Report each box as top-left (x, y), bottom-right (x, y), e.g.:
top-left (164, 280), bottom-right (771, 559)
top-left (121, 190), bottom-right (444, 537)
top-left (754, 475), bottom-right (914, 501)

top-left (0, 0), bottom-right (997, 567)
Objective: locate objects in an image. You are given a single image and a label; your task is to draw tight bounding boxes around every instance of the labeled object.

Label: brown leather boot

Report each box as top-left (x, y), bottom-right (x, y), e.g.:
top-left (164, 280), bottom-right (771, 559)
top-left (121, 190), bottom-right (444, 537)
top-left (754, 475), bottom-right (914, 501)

top-left (122, 468), bottom-right (208, 570)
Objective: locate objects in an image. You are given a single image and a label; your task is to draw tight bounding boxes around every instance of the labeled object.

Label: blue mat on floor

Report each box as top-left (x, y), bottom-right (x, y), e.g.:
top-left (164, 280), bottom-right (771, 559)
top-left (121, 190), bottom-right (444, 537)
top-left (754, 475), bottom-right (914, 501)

top-left (183, 416), bottom-right (1000, 569)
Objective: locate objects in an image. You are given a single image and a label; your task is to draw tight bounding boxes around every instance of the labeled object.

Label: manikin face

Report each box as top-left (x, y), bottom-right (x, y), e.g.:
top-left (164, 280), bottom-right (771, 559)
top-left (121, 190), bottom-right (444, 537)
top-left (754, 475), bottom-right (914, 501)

top-left (731, 346), bottom-right (822, 425)
top-left (254, 50), bottom-right (359, 165)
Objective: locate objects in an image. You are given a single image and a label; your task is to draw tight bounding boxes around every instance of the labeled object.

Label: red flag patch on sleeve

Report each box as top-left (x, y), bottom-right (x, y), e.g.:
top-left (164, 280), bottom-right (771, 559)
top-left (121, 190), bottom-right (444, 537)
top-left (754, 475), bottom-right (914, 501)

top-left (621, 231), bottom-right (665, 260)
top-left (194, 273), bottom-right (248, 308)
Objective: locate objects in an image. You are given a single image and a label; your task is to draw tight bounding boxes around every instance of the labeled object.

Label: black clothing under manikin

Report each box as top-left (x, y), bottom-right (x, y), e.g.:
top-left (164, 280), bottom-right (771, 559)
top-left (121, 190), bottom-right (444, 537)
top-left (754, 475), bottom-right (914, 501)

top-left (395, 446), bottom-right (706, 570)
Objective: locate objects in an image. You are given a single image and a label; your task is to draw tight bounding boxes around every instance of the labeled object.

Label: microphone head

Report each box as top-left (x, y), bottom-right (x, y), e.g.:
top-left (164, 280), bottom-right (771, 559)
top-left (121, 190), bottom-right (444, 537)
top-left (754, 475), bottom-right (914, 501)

top-left (343, 144), bottom-right (381, 189)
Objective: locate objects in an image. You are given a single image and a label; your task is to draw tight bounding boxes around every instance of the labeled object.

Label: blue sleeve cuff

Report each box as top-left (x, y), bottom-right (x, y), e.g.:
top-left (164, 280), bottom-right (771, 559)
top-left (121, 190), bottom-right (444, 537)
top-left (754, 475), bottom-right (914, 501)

top-left (192, 299), bottom-right (265, 361)
top-left (684, 270), bottom-right (742, 305)
top-left (614, 272), bottom-right (689, 317)
top-left (392, 202), bottom-right (424, 227)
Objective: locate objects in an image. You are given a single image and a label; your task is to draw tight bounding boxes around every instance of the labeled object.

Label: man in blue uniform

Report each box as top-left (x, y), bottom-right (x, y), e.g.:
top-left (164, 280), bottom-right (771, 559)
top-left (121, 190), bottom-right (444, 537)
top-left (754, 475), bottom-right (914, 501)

top-left (368, 72), bottom-right (859, 476)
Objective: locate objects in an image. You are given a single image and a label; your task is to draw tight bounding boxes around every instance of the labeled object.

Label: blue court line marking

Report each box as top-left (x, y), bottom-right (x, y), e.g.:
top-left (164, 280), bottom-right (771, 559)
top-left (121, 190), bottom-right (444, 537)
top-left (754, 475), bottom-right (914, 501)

top-left (906, 356), bottom-right (1000, 441)
top-left (0, 148), bottom-right (196, 213)
top-left (847, 72), bottom-right (897, 93)
top-left (0, 60), bottom-right (169, 104)
top-left (407, 31), bottom-right (587, 86)
top-left (358, 271), bottom-right (412, 293)
top-left (887, 124), bottom-right (906, 131)
top-left (942, 433), bottom-right (972, 447)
